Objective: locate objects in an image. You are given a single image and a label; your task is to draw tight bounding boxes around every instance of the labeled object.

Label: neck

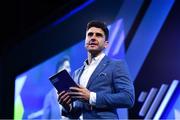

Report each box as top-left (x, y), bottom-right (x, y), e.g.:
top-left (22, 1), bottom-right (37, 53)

top-left (87, 51), bottom-right (103, 64)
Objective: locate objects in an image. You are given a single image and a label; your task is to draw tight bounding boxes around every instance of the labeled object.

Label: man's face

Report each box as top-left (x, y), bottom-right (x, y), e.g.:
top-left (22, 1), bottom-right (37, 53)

top-left (85, 27), bottom-right (108, 54)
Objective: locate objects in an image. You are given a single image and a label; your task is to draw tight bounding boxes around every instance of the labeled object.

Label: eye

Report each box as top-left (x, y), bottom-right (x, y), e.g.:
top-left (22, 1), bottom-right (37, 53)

top-left (96, 33), bottom-right (103, 37)
top-left (88, 32), bottom-right (93, 37)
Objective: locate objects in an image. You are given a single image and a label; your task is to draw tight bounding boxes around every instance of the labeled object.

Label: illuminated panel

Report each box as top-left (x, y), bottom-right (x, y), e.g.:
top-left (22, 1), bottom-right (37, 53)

top-left (125, 0), bottom-right (175, 81)
top-left (145, 84), bottom-right (168, 119)
top-left (138, 91), bottom-right (147, 103)
top-left (154, 80), bottom-right (179, 120)
top-left (139, 88), bottom-right (157, 116)
top-left (14, 75), bottom-right (27, 119)
top-left (162, 84), bottom-right (180, 119)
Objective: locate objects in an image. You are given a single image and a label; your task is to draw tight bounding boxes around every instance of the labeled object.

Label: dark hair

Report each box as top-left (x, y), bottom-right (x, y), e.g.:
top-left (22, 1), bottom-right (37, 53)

top-left (86, 20), bottom-right (109, 41)
top-left (56, 56), bottom-right (70, 72)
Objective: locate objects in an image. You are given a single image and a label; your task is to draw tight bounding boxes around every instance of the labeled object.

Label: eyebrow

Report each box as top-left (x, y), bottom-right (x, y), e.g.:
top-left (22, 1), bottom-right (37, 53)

top-left (87, 32), bottom-right (104, 37)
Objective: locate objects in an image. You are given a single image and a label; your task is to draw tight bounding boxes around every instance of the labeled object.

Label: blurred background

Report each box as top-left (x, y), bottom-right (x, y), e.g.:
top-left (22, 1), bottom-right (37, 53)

top-left (0, 0), bottom-right (179, 119)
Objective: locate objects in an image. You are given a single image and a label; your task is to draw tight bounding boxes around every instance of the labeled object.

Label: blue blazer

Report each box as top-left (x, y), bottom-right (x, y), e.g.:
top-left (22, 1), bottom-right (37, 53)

top-left (63, 56), bottom-right (135, 119)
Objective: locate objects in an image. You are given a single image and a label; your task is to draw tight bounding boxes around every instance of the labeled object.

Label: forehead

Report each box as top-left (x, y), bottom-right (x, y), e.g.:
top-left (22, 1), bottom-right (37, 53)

top-left (86, 27), bottom-right (105, 34)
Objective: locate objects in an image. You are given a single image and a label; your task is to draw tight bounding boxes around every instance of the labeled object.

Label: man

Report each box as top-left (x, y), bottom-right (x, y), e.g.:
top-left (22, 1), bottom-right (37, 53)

top-left (58, 20), bottom-right (135, 119)
top-left (42, 56), bottom-right (71, 119)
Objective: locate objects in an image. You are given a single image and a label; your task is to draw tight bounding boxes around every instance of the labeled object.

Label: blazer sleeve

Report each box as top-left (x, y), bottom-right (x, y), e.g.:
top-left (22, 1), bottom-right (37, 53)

top-left (96, 60), bottom-right (135, 109)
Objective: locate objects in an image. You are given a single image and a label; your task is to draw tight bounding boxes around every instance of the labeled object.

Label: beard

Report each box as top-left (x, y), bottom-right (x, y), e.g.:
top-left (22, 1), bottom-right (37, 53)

top-left (86, 45), bottom-right (104, 57)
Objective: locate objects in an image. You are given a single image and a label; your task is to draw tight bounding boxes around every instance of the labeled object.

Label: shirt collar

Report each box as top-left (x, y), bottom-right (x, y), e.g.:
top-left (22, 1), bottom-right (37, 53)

top-left (84, 52), bottom-right (105, 66)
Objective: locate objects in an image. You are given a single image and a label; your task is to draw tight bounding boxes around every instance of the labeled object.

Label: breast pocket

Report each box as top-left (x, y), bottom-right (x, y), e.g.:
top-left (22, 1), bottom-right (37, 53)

top-left (94, 72), bottom-right (114, 92)
top-left (94, 72), bottom-right (111, 87)
top-left (98, 72), bottom-right (108, 81)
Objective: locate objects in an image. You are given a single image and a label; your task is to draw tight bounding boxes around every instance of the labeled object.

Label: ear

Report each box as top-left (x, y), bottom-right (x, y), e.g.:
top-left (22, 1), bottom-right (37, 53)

top-left (104, 40), bottom-right (109, 48)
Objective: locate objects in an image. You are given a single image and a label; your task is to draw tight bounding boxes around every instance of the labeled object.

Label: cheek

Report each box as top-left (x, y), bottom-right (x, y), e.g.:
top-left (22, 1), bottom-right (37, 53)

top-left (99, 41), bottom-right (104, 46)
top-left (85, 38), bottom-right (89, 44)
top-left (84, 41), bottom-right (88, 48)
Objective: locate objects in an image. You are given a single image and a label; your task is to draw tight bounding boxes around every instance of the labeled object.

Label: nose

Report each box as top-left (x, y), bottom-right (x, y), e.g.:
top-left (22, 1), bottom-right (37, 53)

top-left (90, 34), bottom-right (97, 41)
top-left (91, 33), bottom-right (97, 39)
top-left (90, 38), bottom-right (96, 41)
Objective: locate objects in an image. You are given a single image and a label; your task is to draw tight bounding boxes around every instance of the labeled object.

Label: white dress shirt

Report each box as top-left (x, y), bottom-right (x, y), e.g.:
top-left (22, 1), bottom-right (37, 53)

top-left (80, 52), bottom-right (105, 105)
top-left (79, 52), bottom-right (105, 119)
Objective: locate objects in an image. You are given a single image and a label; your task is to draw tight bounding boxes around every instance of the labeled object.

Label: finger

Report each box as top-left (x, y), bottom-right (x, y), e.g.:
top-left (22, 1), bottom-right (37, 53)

top-left (71, 96), bottom-right (83, 99)
top-left (61, 95), bottom-right (70, 105)
top-left (59, 92), bottom-right (69, 103)
top-left (68, 92), bottom-right (82, 96)
top-left (59, 91), bottom-right (65, 96)
top-left (66, 98), bottom-right (71, 104)
top-left (58, 91), bottom-right (65, 101)
top-left (70, 87), bottom-right (81, 92)
top-left (77, 85), bottom-right (87, 91)
top-left (78, 85), bottom-right (84, 88)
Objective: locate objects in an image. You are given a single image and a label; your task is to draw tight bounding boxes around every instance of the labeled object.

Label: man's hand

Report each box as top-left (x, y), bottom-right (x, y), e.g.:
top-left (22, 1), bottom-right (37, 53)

top-left (58, 91), bottom-right (72, 111)
top-left (69, 85), bottom-right (90, 103)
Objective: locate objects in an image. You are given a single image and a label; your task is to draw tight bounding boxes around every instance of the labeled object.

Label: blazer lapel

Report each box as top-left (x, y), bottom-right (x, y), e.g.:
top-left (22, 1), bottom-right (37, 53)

top-left (86, 56), bottom-right (110, 88)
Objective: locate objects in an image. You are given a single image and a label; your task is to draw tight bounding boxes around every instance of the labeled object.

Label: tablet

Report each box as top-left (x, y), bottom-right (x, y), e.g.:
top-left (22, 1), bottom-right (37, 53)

top-left (49, 69), bottom-right (78, 93)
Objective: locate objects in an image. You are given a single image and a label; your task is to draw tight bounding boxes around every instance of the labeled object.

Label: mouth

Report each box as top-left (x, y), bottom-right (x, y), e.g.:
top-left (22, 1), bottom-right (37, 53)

top-left (88, 41), bottom-right (98, 46)
top-left (89, 43), bottom-right (97, 46)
